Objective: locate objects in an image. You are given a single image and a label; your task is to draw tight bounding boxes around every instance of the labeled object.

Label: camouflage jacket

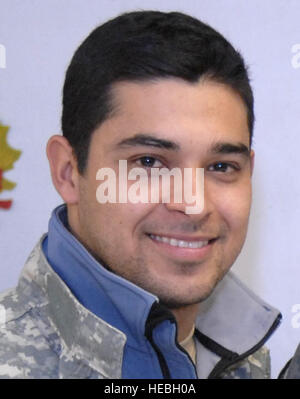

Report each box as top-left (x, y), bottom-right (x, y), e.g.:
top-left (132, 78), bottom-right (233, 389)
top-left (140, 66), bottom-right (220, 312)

top-left (0, 237), bottom-right (281, 379)
top-left (279, 344), bottom-right (300, 379)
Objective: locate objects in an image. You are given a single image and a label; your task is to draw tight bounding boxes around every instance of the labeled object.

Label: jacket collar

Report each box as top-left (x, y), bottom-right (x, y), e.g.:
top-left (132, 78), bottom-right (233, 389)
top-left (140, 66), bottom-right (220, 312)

top-left (16, 204), bottom-right (281, 378)
top-left (195, 271), bottom-right (281, 355)
top-left (43, 204), bottom-right (159, 349)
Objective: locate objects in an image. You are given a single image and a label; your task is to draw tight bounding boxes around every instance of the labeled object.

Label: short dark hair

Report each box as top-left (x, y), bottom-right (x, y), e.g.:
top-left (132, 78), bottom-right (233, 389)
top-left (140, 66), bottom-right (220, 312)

top-left (62, 10), bottom-right (254, 174)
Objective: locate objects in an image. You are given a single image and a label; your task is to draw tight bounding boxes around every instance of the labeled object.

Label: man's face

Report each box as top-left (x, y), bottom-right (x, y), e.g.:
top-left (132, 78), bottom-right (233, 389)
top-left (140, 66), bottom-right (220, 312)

top-left (72, 78), bottom-right (254, 308)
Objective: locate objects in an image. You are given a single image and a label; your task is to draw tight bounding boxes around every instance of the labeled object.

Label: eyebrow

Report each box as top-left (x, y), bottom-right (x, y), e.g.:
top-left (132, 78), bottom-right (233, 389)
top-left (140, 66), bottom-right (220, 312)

top-left (211, 142), bottom-right (250, 157)
top-left (115, 134), bottom-right (180, 151)
top-left (115, 134), bottom-right (250, 157)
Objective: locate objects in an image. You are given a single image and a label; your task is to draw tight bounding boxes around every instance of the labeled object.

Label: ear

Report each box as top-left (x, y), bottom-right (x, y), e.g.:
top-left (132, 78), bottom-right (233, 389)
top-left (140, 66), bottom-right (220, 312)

top-left (46, 135), bottom-right (79, 204)
top-left (250, 149), bottom-right (255, 176)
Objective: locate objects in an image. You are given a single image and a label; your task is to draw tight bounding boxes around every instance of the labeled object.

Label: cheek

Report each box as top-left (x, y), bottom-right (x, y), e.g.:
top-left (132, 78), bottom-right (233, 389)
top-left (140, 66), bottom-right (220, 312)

top-left (83, 173), bottom-right (158, 236)
top-left (215, 184), bottom-right (252, 232)
top-left (94, 201), bottom-right (157, 238)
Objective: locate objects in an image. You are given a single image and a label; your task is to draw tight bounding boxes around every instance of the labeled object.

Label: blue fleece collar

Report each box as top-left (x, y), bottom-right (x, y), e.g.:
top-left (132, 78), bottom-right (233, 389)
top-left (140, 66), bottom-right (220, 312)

top-left (42, 204), bottom-right (158, 348)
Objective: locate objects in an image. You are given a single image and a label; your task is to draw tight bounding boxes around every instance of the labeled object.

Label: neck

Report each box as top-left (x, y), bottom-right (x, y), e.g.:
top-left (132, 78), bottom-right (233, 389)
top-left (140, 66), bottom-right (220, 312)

top-left (170, 303), bottom-right (200, 342)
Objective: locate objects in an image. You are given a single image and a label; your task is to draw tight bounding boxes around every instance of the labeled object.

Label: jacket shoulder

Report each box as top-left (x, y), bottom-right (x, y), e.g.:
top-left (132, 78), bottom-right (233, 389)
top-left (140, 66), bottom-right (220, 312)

top-left (220, 346), bottom-right (271, 379)
top-left (0, 286), bottom-right (60, 379)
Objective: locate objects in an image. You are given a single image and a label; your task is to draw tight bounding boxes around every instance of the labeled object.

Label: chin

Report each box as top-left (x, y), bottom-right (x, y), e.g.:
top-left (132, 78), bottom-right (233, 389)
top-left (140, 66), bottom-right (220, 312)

top-left (156, 284), bottom-right (215, 309)
top-left (158, 294), bottom-right (208, 310)
top-left (156, 272), bottom-right (225, 309)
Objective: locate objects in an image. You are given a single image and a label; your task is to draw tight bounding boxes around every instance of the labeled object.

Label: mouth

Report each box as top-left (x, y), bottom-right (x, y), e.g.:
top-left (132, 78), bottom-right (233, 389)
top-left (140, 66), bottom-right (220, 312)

top-left (146, 232), bottom-right (217, 261)
top-left (148, 234), bottom-right (210, 248)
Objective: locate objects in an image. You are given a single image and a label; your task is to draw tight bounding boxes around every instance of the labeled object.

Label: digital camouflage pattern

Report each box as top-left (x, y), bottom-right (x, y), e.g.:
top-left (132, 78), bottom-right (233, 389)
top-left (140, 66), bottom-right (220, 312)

top-left (280, 344), bottom-right (300, 379)
top-left (0, 238), bottom-right (273, 379)
top-left (218, 347), bottom-right (271, 379)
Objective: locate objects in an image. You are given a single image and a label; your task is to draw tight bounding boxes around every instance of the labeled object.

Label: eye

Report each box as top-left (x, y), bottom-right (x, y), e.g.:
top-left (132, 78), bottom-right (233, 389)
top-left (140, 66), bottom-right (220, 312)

top-left (208, 162), bottom-right (238, 173)
top-left (136, 156), bottom-right (163, 168)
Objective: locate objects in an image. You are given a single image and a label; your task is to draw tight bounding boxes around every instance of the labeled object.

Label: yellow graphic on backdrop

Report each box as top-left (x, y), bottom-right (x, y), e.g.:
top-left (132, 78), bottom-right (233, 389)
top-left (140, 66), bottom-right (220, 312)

top-left (0, 124), bottom-right (21, 209)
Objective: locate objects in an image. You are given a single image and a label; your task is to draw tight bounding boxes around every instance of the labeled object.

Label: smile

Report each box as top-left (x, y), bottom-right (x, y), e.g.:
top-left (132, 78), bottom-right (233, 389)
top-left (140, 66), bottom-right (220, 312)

top-left (149, 234), bottom-right (209, 249)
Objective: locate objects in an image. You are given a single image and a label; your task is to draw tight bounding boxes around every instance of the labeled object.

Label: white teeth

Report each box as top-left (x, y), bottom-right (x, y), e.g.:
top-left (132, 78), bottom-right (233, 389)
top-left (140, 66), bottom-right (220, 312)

top-left (170, 239), bottom-right (177, 246)
top-left (179, 240), bottom-right (189, 248)
top-left (149, 234), bottom-right (208, 249)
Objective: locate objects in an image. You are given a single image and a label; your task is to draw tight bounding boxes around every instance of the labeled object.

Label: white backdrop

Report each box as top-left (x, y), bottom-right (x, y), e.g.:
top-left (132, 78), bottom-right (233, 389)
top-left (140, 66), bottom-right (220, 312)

top-left (1, 0), bottom-right (300, 378)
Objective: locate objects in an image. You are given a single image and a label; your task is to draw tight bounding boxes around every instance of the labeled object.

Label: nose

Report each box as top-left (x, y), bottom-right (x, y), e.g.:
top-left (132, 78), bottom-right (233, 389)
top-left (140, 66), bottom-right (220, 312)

top-left (164, 167), bottom-right (213, 217)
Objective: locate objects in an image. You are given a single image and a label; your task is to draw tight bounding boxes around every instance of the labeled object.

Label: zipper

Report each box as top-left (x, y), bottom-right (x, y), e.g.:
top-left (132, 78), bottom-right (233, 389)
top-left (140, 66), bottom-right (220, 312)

top-left (208, 313), bottom-right (282, 379)
top-left (174, 338), bottom-right (198, 378)
top-left (146, 322), bottom-right (199, 379)
top-left (145, 328), bottom-right (171, 379)
top-left (145, 302), bottom-right (199, 379)
top-left (145, 302), bottom-right (174, 379)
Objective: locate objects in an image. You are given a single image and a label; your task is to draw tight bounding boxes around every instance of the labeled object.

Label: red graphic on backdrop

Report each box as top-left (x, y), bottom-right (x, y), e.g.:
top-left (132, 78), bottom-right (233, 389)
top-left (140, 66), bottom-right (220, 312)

top-left (0, 169), bottom-right (12, 209)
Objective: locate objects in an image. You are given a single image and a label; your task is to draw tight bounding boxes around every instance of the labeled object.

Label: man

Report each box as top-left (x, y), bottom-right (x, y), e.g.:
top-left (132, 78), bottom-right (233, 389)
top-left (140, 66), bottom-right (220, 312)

top-left (0, 10), bottom-right (281, 379)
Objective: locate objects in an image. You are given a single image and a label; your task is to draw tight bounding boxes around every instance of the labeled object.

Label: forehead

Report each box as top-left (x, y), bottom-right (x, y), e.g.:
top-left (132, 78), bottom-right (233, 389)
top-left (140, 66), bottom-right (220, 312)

top-left (92, 78), bottom-right (250, 153)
